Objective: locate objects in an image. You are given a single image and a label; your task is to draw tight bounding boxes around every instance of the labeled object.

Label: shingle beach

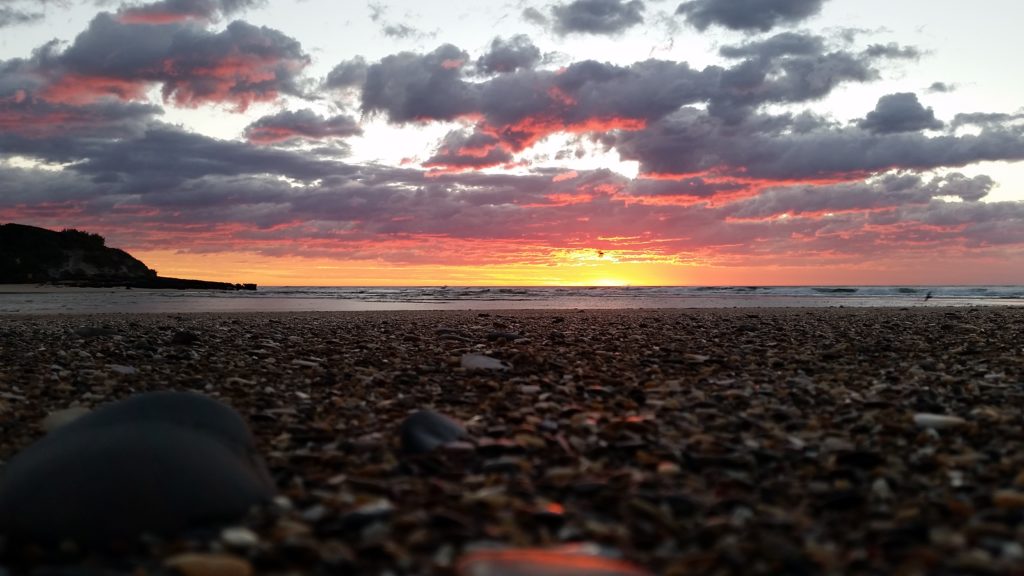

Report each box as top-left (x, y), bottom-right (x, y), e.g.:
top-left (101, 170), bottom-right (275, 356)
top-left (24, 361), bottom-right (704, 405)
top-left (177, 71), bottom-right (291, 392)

top-left (1, 308), bottom-right (1023, 575)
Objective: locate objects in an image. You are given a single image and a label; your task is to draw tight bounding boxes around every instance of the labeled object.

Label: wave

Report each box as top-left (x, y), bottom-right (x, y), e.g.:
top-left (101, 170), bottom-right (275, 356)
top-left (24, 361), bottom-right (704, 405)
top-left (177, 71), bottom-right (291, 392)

top-left (248, 285), bottom-right (1024, 303)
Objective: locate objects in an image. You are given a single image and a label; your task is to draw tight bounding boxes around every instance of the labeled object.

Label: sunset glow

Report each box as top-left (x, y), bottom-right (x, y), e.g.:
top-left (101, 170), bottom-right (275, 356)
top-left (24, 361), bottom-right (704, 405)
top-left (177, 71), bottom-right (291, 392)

top-left (2, 0), bottom-right (1023, 285)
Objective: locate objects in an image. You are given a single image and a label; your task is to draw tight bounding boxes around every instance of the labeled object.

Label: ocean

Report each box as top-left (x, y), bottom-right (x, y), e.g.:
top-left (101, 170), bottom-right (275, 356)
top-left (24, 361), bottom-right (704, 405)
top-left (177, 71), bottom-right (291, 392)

top-left (1, 285), bottom-right (1023, 314)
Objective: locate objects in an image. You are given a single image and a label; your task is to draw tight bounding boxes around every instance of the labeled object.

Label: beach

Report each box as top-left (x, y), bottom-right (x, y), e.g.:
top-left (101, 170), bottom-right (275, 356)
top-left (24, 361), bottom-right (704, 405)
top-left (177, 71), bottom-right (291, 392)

top-left (1, 308), bottom-right (1023, 574)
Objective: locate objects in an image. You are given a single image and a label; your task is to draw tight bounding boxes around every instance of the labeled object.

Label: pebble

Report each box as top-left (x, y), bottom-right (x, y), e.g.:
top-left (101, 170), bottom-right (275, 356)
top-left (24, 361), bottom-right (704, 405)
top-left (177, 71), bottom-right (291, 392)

top-left (992, 489), bottom-right (1024, 509)
top-left (73, 326), bottom-right (117, 339)
top-left (461, 353), bottom-right (511, 371)
top-left (221, 526), bottom-right (260, 548)
top-left (164, 553), bottom-right (253, 576)
top-left (3, 308), bottom-right (1024, 575)
top-left (912, 413), bottom-right (967, 429)
top-left (399, 409), bottom-right (467, 454)
top-left (0, 391), bottom-right (276, 545)
top-left (170, 330), bottom-right (201, 346)
top-left (108, 364), bottom-right (138, 375)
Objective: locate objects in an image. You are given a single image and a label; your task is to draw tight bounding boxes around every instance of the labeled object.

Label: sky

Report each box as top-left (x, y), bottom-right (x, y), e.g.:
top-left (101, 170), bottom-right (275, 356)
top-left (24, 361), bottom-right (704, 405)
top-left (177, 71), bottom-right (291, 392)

top-left (1, 0), bottom-right (1023, 286)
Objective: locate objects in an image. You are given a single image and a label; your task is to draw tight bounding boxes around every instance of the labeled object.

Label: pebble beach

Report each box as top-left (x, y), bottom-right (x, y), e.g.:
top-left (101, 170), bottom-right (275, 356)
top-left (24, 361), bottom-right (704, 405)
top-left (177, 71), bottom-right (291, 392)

top-left (1, 307), bottom-right (1023, 575)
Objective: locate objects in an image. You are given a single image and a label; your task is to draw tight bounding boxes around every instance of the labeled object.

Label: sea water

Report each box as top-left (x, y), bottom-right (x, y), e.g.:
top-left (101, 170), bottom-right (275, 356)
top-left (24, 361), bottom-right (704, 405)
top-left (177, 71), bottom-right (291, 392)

top-left (1, 285), bottom-right (1023, 314)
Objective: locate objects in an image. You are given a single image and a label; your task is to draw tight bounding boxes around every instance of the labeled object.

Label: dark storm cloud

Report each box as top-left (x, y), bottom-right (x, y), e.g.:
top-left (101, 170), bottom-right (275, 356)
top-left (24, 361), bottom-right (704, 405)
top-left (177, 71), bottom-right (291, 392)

top-left (423, 128), bottom-right (514, 170)
top-left (117, 0), bottom-right (265, 23)
top-left (552, 0), bottom-right (645, 36)
top-left (859, 93), bottom-right (943, 134)
top-left (68, 126), bottom-right (350, 189)
top-left (475, 35), bottom-right (541, 74)
top-left (58, 13), bottom-right (309, 109)
top-left (244, 109), bottom-right (362, 144)
top-left (951, 112), bottom-right (1024, 129)
top-left (325, 57), bottom-right (368, 90)
top-left (3, 149), bottom-right (1023, 265)
top-left (718, 32), bottom-right (826, 59)
top-left (3, 2), bottom-right (1023, 268)
top-left (0, 12), bottom-right (309, 114)
top-left (676, 0), bottom-right (826, 32)
top-left (725, 173), bottom-right (994, 220)
top-left (612, 107), bottom-right (1024, 180)
top-left (0, 5), bottom-right (43, 27)
top-left (352, 34), bottom-right (904, 158)
top-left (933, 173), bottom-right (995, 202)
top-left (0, 97), bottom-right (160, 140)
top-left (360, 44), bottom-right (477, 122)
top-left (712, 33), bottom-right (879, 122)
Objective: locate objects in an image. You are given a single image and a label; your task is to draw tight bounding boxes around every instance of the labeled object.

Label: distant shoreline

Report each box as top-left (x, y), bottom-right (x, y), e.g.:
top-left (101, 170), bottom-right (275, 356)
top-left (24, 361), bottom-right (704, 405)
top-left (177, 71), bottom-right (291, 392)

top-left (0, 280), bottom-right (245, 291)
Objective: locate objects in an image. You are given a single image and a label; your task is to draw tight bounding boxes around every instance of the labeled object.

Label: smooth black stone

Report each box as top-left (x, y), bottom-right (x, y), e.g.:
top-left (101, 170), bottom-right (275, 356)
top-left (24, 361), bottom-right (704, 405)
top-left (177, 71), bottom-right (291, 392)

top-left (0, 391), bottom-right (275, 545)
top-left (170, 330), bottom-right (200, 346)
top-left (399, 410), bottom-right (467, 455)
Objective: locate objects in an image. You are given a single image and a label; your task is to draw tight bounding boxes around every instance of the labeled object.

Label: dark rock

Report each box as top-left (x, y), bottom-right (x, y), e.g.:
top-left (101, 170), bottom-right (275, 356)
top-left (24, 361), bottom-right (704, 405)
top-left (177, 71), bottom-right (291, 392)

top-left (0, 223), bottom-right (153, 284)
top-left (834, 450), bottom-right (885, 469)
top-left (0, 391), bottom-right (275, 546)
top-left (399, 410), bottom-right (467, 455)
top-left (170, 330), bottom-right (201, 346)
top-left (72, 326), bottom-right (118, 339)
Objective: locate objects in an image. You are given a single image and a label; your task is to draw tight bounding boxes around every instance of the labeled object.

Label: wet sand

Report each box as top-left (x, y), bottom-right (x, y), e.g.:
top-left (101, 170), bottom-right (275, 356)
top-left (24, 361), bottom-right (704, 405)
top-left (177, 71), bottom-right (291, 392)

top-left (1, 308), bottom-right (1023, 574)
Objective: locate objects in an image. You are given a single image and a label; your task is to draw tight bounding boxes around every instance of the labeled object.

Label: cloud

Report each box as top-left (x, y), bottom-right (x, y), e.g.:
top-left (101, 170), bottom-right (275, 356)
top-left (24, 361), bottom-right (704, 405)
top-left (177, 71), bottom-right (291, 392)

top-left (724, 173), bottom-right (993, 220)
top-left (713, 33), bottom-right (880, 122)
top-left (0, 97), bottom-right (160, 140)
top-left (859, 92), bottom-right (943, 134)
top-left (423, 128), bottom-right (515, 171)
top-left (928, 81), bottom-right (954, 93)
top-left (0, 5), bottom-right (43, 28)
top-left (3, 2), bottom-right (1024, 276)
top-left (552, 0), bottom-right (645, 36)
top-left (676, 0), bottom-right (826, 32)
top-left (349, 34), bottom-right (915, 164)
top-left (117, 0), bottom-right (265, 23)
top-left (5, 155), bottom-right (1023, 269)
top-left (325, 57), bottom-right (368, 90)
top-left (612, 106), bottom-right (1024, 180)
top-left (244, 109), bottom-right (362, 144)
top-left (951, 111), bottom-right (1024, 129)
top-left (0, 12), bottom-right (309, 114)
top-left (476, 35), bottom-right (541, 74)
top-left (862, 43), bottom-right (921, 60)
top-left (522, 7), bottom-right (547, 25)
top-left (719, 32), bottom-right (826, 59)
top-left (360, 44), bottom-right (477, 123)
top-left (382, 23), bottom-right (417, 39)
top-left (67, 126), bottom-right (349, 188)
top-left (366, 2), bottom-right (430, 41)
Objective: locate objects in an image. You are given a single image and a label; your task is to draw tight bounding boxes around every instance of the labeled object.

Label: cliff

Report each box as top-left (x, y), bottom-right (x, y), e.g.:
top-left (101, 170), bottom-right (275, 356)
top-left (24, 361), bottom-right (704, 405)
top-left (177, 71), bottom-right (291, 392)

top-left (0, 224), bottom-right (255, 290)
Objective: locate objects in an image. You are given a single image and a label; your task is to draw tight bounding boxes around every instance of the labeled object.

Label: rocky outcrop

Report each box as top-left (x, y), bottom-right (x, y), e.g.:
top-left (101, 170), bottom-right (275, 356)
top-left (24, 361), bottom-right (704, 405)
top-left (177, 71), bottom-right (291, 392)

top-left (0, 223), bottom-right (255, 290)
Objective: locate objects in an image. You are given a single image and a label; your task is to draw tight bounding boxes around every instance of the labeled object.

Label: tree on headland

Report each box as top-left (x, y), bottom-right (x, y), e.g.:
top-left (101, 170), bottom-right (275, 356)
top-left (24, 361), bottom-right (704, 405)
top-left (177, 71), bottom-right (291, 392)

top-left (60, 228), bottom-right (106, 249)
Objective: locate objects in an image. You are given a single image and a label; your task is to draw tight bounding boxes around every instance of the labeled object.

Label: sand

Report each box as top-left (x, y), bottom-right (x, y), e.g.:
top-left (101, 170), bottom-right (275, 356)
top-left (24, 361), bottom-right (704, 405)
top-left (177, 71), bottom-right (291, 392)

top-left (0, 307), bottom-right (1022, 574)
